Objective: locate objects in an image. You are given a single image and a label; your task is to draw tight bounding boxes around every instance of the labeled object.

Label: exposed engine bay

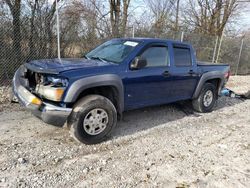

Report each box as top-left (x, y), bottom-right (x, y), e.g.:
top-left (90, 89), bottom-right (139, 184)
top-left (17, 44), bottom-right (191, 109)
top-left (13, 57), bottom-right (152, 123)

top-left (24, 69), bottom-right (68, 102)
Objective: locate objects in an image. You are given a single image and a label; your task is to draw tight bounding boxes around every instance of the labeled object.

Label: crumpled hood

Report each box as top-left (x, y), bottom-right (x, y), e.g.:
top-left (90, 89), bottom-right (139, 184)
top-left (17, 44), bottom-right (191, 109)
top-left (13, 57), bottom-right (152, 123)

top-left (25, 58), bottom-right (115, 74)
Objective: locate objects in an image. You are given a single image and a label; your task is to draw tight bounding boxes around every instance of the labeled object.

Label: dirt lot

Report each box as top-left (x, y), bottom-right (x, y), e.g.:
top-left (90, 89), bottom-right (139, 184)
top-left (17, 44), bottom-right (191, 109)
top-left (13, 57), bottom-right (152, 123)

top-left (0, 76), bottom-right (249, 188)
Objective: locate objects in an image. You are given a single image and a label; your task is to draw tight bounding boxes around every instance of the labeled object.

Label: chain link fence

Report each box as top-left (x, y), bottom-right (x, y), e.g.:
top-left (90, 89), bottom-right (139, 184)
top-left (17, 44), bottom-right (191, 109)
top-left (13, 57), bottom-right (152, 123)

top-left (0, 6), bottom-right (249, 103)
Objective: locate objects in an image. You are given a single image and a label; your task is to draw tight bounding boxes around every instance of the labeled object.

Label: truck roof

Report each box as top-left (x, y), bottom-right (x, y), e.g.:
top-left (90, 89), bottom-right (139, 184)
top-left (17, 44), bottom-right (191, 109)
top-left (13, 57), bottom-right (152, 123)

top-left (115, 37), bottom-right (191, 46)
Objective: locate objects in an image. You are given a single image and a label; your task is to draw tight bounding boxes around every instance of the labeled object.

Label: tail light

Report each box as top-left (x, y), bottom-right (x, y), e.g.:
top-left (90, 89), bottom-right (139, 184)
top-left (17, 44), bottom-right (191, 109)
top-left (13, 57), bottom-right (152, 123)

top-left (224, 70), bottom-right (230, 80)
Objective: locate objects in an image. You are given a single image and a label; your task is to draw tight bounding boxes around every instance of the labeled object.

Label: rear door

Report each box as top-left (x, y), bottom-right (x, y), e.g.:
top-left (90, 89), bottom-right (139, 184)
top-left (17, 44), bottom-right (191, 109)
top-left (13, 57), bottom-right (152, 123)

top-left (169, 44), bottom-right (199, 99)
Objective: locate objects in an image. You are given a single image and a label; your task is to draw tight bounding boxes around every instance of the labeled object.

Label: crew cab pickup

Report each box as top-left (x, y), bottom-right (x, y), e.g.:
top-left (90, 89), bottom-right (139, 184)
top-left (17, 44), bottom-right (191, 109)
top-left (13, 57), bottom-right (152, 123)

top-left (13, 38), bottom-right (230, 144)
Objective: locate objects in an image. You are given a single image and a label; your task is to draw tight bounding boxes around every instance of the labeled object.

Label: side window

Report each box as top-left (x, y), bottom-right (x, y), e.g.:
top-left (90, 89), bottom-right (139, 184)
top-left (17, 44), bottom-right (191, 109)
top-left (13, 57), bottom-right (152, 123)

top-left (141, 46), bottom-right (169, 67)
top-left (173, 46), bottom-right (192, 66)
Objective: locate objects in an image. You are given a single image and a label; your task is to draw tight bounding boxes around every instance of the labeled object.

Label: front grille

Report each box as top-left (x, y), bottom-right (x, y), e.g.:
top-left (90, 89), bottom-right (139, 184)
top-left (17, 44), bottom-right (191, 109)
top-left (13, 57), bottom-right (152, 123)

top-left (25, 69), bottom-right (43, 92)
top-left (26, 70), bottom-right (35, 89)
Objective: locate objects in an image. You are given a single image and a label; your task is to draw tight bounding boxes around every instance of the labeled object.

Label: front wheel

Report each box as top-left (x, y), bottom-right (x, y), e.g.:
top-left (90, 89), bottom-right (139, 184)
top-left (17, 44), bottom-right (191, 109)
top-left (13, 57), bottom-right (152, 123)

top-left (68, 95), bottom-right (117, 144)
top-left (192, 83), bottom-right (217, 113)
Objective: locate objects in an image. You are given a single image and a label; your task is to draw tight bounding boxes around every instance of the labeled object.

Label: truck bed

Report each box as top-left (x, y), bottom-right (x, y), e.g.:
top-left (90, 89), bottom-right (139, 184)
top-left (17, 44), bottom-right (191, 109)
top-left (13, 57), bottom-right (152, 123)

top-left (197, 61), bottom-right (229, 73)
top-left (197, 61), bottom-right (228, 66)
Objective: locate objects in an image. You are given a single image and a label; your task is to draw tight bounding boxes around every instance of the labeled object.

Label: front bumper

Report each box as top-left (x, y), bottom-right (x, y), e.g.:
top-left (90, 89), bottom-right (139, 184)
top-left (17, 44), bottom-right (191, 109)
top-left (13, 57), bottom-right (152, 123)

top-left (12, 66), bottom-right (72, 127)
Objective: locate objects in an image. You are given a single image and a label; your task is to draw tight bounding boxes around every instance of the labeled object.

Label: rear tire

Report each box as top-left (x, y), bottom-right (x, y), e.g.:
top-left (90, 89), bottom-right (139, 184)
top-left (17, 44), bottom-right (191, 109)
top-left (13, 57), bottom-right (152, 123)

top-left (68, 95), bottom-right (117, 144)
top-left (192, 83), bottom-right (217, 113)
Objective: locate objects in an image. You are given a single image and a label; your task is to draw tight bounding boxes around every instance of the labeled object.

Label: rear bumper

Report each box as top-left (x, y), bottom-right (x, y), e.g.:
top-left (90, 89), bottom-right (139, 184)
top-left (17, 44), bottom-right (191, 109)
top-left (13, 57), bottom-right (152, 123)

top-left (12, 66), bottom-right (72, 127)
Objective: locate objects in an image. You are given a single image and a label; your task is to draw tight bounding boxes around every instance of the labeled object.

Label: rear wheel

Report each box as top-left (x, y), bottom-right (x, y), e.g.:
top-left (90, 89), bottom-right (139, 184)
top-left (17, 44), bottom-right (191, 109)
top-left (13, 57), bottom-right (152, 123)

top-left (68, 95), bottom-right (117, 144)
top-left (192, 83), bottom-right (217, 113)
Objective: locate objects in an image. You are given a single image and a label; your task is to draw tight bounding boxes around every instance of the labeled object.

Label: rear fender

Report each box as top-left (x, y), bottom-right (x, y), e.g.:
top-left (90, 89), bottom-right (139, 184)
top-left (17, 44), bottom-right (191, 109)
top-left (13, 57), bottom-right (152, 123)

top-left (192, 71), bottom-right (225, 99)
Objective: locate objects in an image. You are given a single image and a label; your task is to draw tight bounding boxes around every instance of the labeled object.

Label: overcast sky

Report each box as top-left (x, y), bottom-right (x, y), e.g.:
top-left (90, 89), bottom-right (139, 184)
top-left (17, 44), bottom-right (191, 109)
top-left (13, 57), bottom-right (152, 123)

top-left (50, 0), bottom-right (250, 31)
top-left (240, 13), bottom-right (250, 29)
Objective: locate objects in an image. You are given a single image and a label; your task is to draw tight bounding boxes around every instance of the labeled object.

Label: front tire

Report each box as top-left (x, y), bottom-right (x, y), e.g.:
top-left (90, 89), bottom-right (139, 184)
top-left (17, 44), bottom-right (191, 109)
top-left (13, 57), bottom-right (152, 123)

top-left (192, 83), bottom-right (217, 113)
top-left (68, 95), bottom-right (117, 144)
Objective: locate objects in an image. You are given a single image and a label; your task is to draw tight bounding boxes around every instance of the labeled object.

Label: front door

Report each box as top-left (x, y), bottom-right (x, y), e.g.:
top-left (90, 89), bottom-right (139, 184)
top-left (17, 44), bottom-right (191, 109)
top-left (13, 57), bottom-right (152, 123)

top-left (124, 44), bottom-right (175, 110)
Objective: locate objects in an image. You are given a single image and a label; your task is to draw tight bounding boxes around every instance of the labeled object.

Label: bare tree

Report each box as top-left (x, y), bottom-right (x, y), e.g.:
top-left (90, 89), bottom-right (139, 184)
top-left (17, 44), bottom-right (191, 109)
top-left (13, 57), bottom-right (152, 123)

top-left (145, 0), bottom-right (176, 35)
top-left (27, 0), bottom-right (38, 59)
top-left (109, 0), bottom-right (131, 37)
top-left (185, 0), bottom-right (239, 36)
top-left (109, 0), bottom-right (121, 36)
top-left (4, 0), bottom-right (22, 63)
top-left (121, 0), bottom-right (130, 36)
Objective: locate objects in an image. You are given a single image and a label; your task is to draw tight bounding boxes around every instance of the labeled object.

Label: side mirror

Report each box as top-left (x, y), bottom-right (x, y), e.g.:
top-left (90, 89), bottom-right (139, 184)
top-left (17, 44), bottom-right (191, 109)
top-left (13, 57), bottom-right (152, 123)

top-left (130, 57), bottom-right (147, 70)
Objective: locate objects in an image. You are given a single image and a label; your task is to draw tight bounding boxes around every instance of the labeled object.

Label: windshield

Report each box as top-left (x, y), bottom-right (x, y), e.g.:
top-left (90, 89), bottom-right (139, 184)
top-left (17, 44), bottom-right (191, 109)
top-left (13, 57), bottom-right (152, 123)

top-left (85, 40), bottom-right (140, 64)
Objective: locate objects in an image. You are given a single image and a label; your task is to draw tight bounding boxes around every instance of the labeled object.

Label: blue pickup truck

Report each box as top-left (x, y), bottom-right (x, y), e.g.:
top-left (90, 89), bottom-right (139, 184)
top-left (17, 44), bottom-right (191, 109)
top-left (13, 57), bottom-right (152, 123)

top-left (13, 38), bottom-right (230, 144)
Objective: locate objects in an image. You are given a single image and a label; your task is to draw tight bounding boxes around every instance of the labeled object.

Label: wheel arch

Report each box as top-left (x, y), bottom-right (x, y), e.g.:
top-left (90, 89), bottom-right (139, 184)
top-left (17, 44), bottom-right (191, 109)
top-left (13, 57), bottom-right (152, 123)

top-left (192, 71), bottom-right (225, 99)
top-left (63, 74), bottom-right (124, 115)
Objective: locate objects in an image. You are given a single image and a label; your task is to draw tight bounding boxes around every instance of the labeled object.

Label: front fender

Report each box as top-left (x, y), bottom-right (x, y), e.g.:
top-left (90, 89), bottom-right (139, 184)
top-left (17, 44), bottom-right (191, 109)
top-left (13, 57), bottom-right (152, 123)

top-left (63, 74), bottom-right (124, 112)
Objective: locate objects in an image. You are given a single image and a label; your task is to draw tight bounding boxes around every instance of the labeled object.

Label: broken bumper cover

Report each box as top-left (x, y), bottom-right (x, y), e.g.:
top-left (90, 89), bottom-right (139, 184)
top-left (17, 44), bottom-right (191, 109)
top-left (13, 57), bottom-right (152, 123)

top-left (12, 67), bottom-right (72, 127)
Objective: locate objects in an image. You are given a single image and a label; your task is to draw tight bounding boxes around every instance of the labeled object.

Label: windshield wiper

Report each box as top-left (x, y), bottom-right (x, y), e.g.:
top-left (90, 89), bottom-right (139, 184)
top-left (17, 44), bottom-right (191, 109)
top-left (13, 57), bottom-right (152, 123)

top-left (89, 56), bottom-right (118, 64)
top-left (89, 56), bottom-right (107, 62)
top-left (83, 55), bottom-right (90, 60)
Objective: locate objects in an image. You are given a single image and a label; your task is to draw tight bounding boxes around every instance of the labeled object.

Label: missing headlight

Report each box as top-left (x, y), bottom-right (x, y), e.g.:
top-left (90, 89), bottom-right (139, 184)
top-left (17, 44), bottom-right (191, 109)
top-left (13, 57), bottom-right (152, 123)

top-left (44, 76), bottom-right (68, 87)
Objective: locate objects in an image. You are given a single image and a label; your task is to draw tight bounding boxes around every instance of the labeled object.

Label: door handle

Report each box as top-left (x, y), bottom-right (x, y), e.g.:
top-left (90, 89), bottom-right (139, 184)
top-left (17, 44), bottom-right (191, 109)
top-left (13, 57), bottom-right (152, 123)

top-left (188, 70), bottom-right (194, 75)
top-left (162, 71), bottom-right (170, 77)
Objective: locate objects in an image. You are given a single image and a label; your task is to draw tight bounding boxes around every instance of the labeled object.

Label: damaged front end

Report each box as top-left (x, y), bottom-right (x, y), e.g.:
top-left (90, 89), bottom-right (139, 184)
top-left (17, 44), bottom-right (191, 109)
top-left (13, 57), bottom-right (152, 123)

top-left (25, 68), bottom-right (68, 102)
top-left (12, 65), bottom-right (72, 127)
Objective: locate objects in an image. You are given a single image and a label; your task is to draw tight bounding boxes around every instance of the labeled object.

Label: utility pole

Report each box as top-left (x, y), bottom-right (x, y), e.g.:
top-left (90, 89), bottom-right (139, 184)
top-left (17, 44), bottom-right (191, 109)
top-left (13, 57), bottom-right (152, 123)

top-left (132, 25), bottom-right (135, 38)
top-left (215, 29), bottom-right (224, 63)
top-left (212, 36), bottom-right (219, 63)
top-left (55, 0), bottom-right (61, 60)
top-left (180, 31), bottom-right (184, 42)
top-left (235, 37), bottom-right (244, 75)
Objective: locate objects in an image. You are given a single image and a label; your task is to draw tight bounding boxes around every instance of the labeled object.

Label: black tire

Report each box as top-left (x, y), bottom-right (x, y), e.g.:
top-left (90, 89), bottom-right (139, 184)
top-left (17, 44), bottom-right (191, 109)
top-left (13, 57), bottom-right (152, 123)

top-left (192, 83), bottom-right (217, 113)
top-left (68, 95), bottom-right (117, 144)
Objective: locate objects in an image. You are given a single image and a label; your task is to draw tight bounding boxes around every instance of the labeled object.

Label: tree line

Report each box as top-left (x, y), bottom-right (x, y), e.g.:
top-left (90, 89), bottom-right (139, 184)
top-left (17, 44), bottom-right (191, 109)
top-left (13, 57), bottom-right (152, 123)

top-left (0, 0), bottom-right (249, 78)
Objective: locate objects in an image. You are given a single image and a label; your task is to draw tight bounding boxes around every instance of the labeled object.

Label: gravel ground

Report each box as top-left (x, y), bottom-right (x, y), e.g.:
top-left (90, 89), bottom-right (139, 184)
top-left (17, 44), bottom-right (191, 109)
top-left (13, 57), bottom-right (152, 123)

top-left (0, 86), bottom-right (12, 104)
top-left (0, 77), bottom-right (249, 188)
top-left (226, 75), bottom-right (250, 95)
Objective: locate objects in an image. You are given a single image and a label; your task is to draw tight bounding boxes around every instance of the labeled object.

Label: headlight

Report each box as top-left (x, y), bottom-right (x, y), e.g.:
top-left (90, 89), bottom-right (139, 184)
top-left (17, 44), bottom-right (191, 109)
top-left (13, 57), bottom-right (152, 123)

top-left (36, 85), bottom-right (65, 101)
top-left (36, 76), bottom-right (68, 101)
